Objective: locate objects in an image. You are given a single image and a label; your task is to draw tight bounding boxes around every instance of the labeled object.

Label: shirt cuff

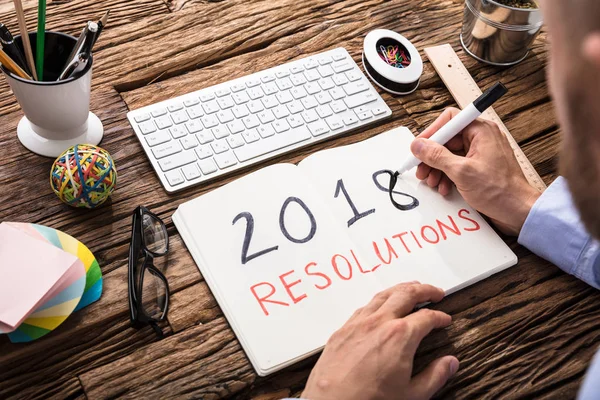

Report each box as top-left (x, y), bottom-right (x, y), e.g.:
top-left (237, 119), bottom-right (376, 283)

top-left (518, 177), bottom-right (600, 289)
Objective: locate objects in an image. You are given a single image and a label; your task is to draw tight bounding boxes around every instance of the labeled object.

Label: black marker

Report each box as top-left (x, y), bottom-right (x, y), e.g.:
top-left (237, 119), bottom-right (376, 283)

top-left (0, 23), bottom-right (30, 74)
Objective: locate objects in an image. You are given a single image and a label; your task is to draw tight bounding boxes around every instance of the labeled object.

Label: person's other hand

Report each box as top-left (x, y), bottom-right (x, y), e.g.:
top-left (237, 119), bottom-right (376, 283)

top-left (302, 283), bottom-right (458, 400)
top-left (410, 108), bottom-right (541, 236)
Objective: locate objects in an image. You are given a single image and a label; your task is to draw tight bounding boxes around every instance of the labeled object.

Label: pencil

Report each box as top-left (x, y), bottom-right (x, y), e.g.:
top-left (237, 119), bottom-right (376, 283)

top-left (12, 0), bottom-right (37, 80)
top-left (0, 46), bottom-right (32, 79)
top-left (36, 0), bottom-right (46, 80)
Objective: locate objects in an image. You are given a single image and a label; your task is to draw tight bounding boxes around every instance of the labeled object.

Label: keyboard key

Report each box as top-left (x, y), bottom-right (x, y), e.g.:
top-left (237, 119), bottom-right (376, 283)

top-left (217, 96), bottom-right (235, 109)
top-left (316, 92), bottom-right (333, 105)
top-left (257, 124), bottom-right (275, 138)
top-left (155, 116), bottom-right (172, 130)
top-left (231, 83), bottom-right (246, 92)
top-left (214, 151), bottom-right (238, 169)
top-left (332, 61), bottom-right (354, 73)
top-left (227, 135), bottom-right (245, 149)
top-left (197, 131), bottom-right (215, 144)
top-left (276, 90), bottom-right (294, 104)
top-left (318, 77), bottom-right (335, 91)
top-left (201, 114), bottom-right (219, 129)
top-left (227, 119), bottom-right (246, 134)
top-left (186, 120), bottom-right (203, 134)
top-left (331, 100), bottom-right (347, 113)
top-left (273, 119), bottom-right (291, 133)
top-left (217, 109), bottom-right (235, 124)
top-left (304, 69), bottom-right (320, 82)
top-left (261, 95), bottom-right (279, 109)
top-left (233, 91), bottom-right (250, 104)
top-left (356, 111), bottom-right (372, 121)
top-left (138, 121), bottom-right (156, 135)
top-left (211, 139), bottom-right (229, 154)
top-left (317, 65), bottom-right (334, 78)
top-left (290, 65), bottom-right (304, 74)
top-left (215, 88), bottom-right (231, 97)
top-left (326, 115), bottom-right (344, 130)
top-left (262, 82), bottom-right (278, 95)
top-left (145, 130), bottom-right (171, 147)
top-left (346, 70), bottom-right (362, 82)
top-left (165, 170), bottom-right (184, 186)
top-left (318, 56), bottom-right (333, 65)
top-left (287, 115), bottom-right (304, 128)
top-left (275, 70), bottom-right (290, 79)
top-left (170, 126), bottom-right (188, 139)
top-left (301, 109), bottom-right (319, 123)
top-left (372, 107), bottom-right (387, 116)
top-left (184, 98), bottom-right (200, 107)
top-left (287, 101), bottom-right (304, 114)
top-left (168, 103), bottom-right (183, 112)
top-left (303, 59), bottom-right (319, 70)
top-left (344, 91), bottom-right (378, 108)
top-left (316, 104), bottom-right (333, 118)
top-left (332, 52), bottom-right (347, 61)
top-left (301, 96), bottom-right (319, 109)
top-left (333, 74), bottom-right (349, 86)
top-left (153, 142), bottom-right (182, 159)
top-left (195, 145), bottom-right (213, 159)
top-left (272, 105), bottom-right (290, 119)
top-left (291, 86), bottom-right (308, 100)
top-left (158, 150), bottom-right (197, 171)
top-left (248, 87), bottom-right (264, 100)
top-left (199, 159), bottom-right (218, 175)
top-left (247, 101), bottom-right (264, 114)
top-left (233, 104), bottom-right (250, 118)
top-left (291, 74), bottom-right (306, 86)
top-left (242, 129), bottom-right (260, 143)
top-left (182, 164), bottom-right (201, 180)
top-left (343, 80), bottom-right (369, 96)
top-left (261, 74), bottom-right (276, 83)
top-left (202, 100), bottom-right (220, 114)
top-left (308, 120), bottom-right (330, 137)
top-left (343, 115), bottom-right (358, 125)
top-left (277, 78), bottom-right (293, 91)
top-left (186, 105), bottom-right (204, 119)
top-left (200, 93), bottom-right (215, 102)
top-left (246, 78), bottom-right (261, 88)
top-left (330, 87), bottom-right (346, 100)
top-left (134, 113), bottom-right (150, 123)
top-left (212, 126), bottom-right (229, 139)
top-left (151, 108), bottom-right (167, 117)
top-left (242, 114), bottom-right (260, 129)
top-left (181, 135), bottom-right (199, 149)
top-left (171, 110), bottom-right (189, 124)
top-left (258, 109), bottom-right (276, 124)
top-left (234, 127), bottom-right (311, 162)
top-left (305, 82), bottom-right (321, 95)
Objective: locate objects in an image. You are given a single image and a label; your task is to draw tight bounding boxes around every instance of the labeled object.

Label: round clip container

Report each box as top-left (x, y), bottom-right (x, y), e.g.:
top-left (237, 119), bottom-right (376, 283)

top-left (362, 29), bottom-right (423, 95)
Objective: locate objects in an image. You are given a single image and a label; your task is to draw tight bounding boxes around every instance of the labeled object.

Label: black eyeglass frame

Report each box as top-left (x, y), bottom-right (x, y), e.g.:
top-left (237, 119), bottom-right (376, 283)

top-left (128, 206), bottom-right (171, 337)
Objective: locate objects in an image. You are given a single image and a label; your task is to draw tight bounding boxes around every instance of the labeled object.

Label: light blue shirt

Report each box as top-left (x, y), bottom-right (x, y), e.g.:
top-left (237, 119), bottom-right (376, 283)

top-left (518, 177), bottom-right (600, 399)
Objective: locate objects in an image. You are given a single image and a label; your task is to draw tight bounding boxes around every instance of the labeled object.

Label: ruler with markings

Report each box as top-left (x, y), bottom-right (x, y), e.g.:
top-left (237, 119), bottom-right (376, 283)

top-left (424, 44), bottom-right (546, 192)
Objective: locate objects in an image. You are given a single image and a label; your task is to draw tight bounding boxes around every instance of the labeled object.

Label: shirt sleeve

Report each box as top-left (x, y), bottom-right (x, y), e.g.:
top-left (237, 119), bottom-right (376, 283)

top-left (518, 177), bottom-right (600, 290)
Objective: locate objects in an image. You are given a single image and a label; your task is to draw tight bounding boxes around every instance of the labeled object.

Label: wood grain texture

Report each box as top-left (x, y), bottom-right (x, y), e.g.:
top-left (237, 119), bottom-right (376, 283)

top-left (0, 0), bottom-right (595, 398)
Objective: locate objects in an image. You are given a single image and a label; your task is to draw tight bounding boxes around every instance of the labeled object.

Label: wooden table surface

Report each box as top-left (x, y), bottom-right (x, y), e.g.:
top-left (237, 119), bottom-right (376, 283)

top-left (1, 0), bottom-right (599, 399)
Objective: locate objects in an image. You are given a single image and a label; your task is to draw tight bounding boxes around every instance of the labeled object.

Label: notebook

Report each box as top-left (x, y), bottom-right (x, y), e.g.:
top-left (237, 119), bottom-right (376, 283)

top-left (173, 127), bottom-right (517, 376)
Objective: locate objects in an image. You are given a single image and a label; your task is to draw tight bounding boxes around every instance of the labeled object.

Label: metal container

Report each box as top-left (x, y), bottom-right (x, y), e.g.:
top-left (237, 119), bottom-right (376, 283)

top-left (460, 0), bottom-right (543, 66)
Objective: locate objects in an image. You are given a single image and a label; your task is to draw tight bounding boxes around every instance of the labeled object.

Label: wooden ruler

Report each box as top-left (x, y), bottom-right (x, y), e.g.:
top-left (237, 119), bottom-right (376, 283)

top-left (424, 44), bottom-right (546, 192)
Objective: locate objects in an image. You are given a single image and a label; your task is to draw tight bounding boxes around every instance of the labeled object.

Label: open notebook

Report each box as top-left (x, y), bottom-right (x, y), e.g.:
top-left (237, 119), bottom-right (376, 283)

top-left (173, 127), bottom-right (517, 376)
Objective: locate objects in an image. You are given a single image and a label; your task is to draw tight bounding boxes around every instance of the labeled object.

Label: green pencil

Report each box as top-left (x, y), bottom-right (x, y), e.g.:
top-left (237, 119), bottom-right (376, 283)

top-left (36, 0), bottom-right (46, 80)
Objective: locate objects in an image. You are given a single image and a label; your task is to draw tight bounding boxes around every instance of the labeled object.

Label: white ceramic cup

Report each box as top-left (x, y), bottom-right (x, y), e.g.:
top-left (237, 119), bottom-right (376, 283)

top-left (1, 31), bottom-right (103, 157)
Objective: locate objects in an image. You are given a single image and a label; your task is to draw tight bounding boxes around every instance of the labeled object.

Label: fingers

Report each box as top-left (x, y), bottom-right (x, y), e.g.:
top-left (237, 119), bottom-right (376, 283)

top-left (377, 284), bottom-right (445, 318)
top-left (426, 168), bottom-right (443, 188)
top-left (361, 281), bottom-right (420, 315)
top-left (438, 174), bottom-right (453, 196)
top-left (411, 139), bottom-right (462, 176)
top-left (410, 355), bottom-right (459, 399)
top-left (416, 163), bottom-right (432, 181)
top-left (417, 108), bottom-right (461, 139)
top-left (403, 309), bottom-right (452, 351)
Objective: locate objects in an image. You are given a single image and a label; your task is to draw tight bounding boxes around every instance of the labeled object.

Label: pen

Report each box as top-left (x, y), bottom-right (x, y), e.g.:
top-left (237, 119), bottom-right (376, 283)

top-left (0, 46), bottom-right (32, 79)
top-left (0, 23), bottom-right (29, 74)
top-left (395, 82), bottom-right (508, 175)
top-left (57, 21), bottom-right (97, 81)
top-left (92, 10), bottom-right (109, 47)
top-left (60, 23), bottom-right (89, 78)
top-left (78, 21), bottom-right (98, 58)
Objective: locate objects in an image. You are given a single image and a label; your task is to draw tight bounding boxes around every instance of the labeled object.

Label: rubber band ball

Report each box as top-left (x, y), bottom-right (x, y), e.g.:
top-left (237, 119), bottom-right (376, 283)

top-left (50, 144), bottom-right (117, 208)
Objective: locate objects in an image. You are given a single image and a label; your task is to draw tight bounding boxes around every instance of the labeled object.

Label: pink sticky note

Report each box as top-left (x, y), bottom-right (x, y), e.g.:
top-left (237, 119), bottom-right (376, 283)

top-left (0, 222), bottom-right (81, 333)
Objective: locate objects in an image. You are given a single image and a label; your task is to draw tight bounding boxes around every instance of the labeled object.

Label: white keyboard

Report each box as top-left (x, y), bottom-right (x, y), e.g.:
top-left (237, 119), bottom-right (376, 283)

top-left (127, 47), bottom-right (392, 193)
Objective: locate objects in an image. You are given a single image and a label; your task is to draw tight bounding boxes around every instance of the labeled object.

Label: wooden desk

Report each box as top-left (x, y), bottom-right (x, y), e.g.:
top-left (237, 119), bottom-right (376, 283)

top-left (1, 0), bottom-right (599, 398)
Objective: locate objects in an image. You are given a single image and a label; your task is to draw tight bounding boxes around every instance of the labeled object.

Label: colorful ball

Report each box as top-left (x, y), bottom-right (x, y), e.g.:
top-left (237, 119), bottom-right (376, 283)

top-left (50, 144), bottom-right (117, 208)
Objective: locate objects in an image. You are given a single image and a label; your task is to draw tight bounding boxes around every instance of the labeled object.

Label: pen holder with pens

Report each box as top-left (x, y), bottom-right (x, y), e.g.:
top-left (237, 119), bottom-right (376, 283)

top-left (1, 31), bottom-right (103, 158)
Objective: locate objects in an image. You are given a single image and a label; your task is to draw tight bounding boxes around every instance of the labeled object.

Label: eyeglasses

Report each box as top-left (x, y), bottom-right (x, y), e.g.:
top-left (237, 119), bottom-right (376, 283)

top-left (128, 206), bottom-right (171, 337)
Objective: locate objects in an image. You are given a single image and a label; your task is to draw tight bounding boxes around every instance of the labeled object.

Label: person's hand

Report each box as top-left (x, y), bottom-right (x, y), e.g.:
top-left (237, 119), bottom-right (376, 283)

top-left (302, 283), bottom-right (458, 400)
top-left (410, 108), bottom-right (541, 236)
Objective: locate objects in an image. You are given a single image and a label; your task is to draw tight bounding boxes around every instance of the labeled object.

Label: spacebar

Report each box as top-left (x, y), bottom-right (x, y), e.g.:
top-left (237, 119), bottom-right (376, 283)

top-left (234, 127), bottom-right (312, 162)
